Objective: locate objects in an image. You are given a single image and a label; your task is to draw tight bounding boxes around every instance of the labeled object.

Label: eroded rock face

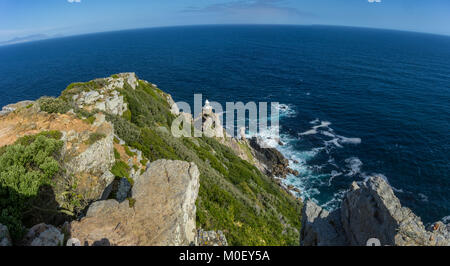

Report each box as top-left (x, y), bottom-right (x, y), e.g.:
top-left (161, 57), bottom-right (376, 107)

top-left (71, 73), bottom-right (138, 116)
top-left (22, 223), bottom-right (64, 246)
top-left (301, 176), bottom-right (450, 246)
top-left (249, 137), bottom-right (298, 178)
top-left (0, 103), bottom-right (116, 214)
top-left (58, 114), bottom-right (116, 210)
top-left (69, 160), bottom-right (200, 246)
top-left (300, 201), bottom-right (347, 246)
top-left (0, 224), bottom-right (12, 246)
top-left (196, 229), bottom-right (228, 246)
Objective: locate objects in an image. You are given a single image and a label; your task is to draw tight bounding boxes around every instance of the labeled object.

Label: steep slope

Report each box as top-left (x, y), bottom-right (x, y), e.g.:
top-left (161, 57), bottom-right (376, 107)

top-left (0, 73), bottom-right (302, 245)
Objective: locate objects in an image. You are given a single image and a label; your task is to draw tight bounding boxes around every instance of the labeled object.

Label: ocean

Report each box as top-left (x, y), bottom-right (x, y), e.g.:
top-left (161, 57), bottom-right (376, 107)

top-left (0, 25), bottom-right (449, 224)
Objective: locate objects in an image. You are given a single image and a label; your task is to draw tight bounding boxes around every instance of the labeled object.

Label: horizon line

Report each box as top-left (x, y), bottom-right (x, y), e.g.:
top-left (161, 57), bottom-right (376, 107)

top-left (1, 23), bottom-right (450, 48)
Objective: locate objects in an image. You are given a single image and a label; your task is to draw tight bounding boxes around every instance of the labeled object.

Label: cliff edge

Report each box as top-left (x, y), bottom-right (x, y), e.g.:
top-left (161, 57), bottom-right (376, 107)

top-left (301, 176), bottom-right (450, 246)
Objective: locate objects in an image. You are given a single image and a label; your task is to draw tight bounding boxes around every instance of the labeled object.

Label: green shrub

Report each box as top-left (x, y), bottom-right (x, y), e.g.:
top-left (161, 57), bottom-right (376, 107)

top-left (100, 76), bottom-right (302, 245)
top-left (60, 80), bottom-right (104, 102)
top-left (124, 146), bottom-right (135, 157)
top-left (111, 161), bottom-right (129, 178)
top-left (114, 148), bottom-right (121, 160)
top-left (84, 116), bottom-right (96, 125)
top-left (0, 133), bottom-right (63, 239)
top-left (38, 97), bottom-right (71, 114)
top-left (122, 109), bottom-right (132, 121)
top-left (85, 133), bottom-right (106, 145)
top-left (127, 197), bottom-right (136, 208)
top-left (16, 131), bottom-right (62, 146)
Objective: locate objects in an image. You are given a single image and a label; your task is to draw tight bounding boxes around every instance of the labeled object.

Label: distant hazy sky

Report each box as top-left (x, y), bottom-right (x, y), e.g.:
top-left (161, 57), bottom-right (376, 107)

top-left (1, 0), bottom-right (449, 42)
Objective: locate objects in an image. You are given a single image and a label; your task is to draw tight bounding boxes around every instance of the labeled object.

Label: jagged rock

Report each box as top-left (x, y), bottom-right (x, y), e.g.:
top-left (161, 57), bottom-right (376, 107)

top-left (300, 201), bottom-right (347, 246)
top-left (301, 176), bottom-right (450, 246)
top-left (0, 100), bottom-right (34, 117)
top-left (0, 224), bottom-right (12, 246)
top-left (22, 223), bottom-right (64, 246)
top-left (69, 73), bottom-right (139, 116)
top-left (249, 137), bottom-right (298, 178)
top-left (61, 121), bottom-right (115, 206)
top-left (69, 160), bottom-right (200, 246)
top-left (196, 229), bottom-right (228, 246)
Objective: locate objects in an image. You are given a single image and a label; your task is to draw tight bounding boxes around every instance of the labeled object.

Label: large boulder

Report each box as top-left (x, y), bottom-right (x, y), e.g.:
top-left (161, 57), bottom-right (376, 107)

top-left (0, 224), bottom-right (12, 246)
top-left (22, 223), bottom-right (64, 246)
top-left (69, 160), bottom-right (200, 246)
top-left (300, 201), bottom-right (347, 246)
top-left (301, 176), bottom-right (450, 246)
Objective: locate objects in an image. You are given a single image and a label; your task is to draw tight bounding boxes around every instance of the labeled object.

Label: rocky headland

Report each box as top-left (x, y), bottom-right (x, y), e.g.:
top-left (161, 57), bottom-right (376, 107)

top-left (0, 73), bottom-right (302, 246)
top-left (0, 73), bottom-right (447, 246)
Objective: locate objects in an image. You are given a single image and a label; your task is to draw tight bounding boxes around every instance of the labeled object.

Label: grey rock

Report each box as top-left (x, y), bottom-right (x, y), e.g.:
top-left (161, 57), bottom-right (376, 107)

top-left (116, 178), bottom-right (132, 202)
top-left (0, 223), bottom-right (12, 246)
top-left (249, 137), bottom-right (298, 178)
top-left (70, 160), bottom-right (200, 246)
top-left (23, 223), bottom-right (64, 246)
top-left (301, 176), bottom-right (450, 246)
top-left (300, 201), bottom-right (347, 246)
top-left (196, 229), bottom-right (228, 246)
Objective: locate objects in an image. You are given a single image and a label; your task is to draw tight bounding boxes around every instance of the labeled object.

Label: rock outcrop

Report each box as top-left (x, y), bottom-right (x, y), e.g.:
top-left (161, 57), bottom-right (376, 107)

top-left (70, 73), bottom-right (138, 116)
top-left (68, 160), bottom-right (200, 246)
top-left (22, 223), bottom-right (64, 246)
top-left (0, 224), bottom-right (12, 246)
top-left (60, 114), bottom-right (115, 206)
top-left (196, 229), bottom-right (228, 246)
top-left (301, 176), bottom-right (450, 246)
top-left (249, 137), bottom-right (298, 178)
top-left (0, 100), bottom-right (116, 214)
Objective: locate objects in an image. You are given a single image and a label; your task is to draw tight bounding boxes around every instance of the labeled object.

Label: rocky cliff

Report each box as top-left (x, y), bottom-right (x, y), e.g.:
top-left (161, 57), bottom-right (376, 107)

top-left (0, 73), bottom-right (302, 246)
top-left (301, 176), bottom-right (450, 246)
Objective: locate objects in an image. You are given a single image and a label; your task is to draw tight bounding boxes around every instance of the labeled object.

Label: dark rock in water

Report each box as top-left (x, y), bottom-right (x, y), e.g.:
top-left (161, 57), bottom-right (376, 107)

top-left (301, 176), bottom-right (450, 246)
top-left (249, 137), bottom-right (298, 178)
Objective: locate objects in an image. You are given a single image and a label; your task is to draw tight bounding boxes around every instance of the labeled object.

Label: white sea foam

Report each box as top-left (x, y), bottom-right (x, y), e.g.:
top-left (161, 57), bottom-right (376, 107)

top-left (442, 216), bottom-right (450, 224)
top-left (345, 157), bottom-right (363, 176)
top-left (328, 170), bottom-right (343, 186)
top-left (338, 136), bottom-right (362, 145)
top-left (300, 120), bottom-right (331, 136)
top-left (252, 116), bottom-right (402, 215)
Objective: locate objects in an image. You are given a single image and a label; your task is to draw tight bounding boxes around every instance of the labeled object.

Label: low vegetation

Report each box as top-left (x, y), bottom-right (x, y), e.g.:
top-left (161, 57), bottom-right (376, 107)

top-left (0, 131), bottom-right (63, 239)
top-left (1, 75), bottom-right (302, 245)
top-left (37, 97), bottom-right (71, 114)
top-left (103, 80), bottom-right (302, 245)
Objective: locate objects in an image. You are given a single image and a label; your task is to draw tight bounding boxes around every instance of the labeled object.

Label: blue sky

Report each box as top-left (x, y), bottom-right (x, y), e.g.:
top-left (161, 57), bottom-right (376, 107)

top-left (1, 0), bottom-right (449, 42)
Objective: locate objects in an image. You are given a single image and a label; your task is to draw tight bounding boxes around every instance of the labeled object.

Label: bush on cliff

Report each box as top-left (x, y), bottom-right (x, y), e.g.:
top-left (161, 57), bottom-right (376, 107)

top-left (38, 97), bottom-right (71, 114)
top-left (0, 132), bottom-right (63, 240)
